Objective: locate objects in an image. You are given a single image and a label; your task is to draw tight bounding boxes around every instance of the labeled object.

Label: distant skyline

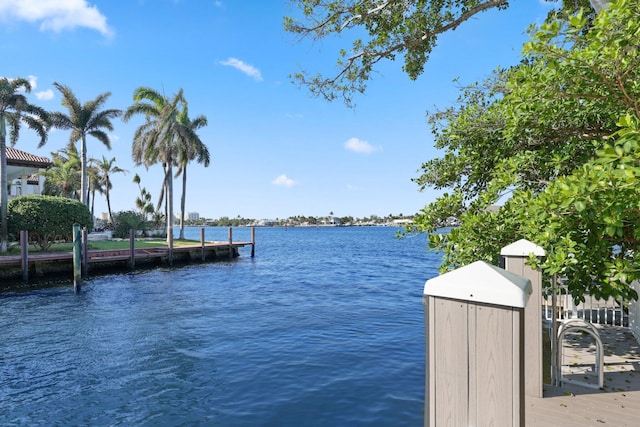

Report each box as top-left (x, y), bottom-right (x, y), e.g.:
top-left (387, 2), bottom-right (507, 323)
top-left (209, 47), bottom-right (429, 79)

top-left (1, 1), bottom-right (558, 219)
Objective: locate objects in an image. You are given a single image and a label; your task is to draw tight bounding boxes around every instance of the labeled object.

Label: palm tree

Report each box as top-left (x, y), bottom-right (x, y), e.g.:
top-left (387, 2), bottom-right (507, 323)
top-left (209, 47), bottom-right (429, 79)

top-left (133, 173), bottom-right (155, 222)
top-left (175, 104), bottom-right (210, 239)
top-left (124, 87), bottom-right (196, 246)
top-left (42, 144), bottom-right (81, 199)
top-left (50, 82), bottom-right (122, 207)
top-left (0, 77), bottom-right (49, 252)
top-left (96, 156), bottom-right (127, 224)
top-left (86, 158), bottom-right (104, 221)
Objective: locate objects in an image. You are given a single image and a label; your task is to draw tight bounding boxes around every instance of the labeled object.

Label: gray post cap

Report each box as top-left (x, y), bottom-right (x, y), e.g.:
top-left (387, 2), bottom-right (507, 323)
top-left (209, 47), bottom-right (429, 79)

top-left (500, 239), bottom-right (545, 257)
top-left (424, 260), bottom-right (532, 308)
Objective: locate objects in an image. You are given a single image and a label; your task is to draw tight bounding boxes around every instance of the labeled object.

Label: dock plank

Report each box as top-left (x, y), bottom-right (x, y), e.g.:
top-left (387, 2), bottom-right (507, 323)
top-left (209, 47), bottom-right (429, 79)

top-left (526, 325), bottom-right (640, 426)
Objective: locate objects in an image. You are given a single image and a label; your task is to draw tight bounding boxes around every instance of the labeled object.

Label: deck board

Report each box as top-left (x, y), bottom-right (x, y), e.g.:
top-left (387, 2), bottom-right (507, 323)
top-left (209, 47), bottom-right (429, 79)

top-left (526, 325), bottom-right (640, 426)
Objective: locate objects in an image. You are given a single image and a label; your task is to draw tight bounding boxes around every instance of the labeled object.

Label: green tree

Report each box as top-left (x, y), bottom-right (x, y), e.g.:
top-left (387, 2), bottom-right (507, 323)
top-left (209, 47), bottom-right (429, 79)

top-left (522, 115), bottom-right (640, 302)
top-left (175, 103), bottom-right (210, 240)
top-left (50, 83), bottom-right (122, 207)
top-left (0, 77), bottom-right (50, 252)
top-left (133, 173), bottom-right (155, 222)
top-left (284, 0), bottom-right (600, 106)
top-left (111, 210), bottom-right (147, 239)
top-left (124, 87), bottom-right (197, 245)
top-left (411, 1), bottom-right (640, 302)
top-left (42, 143), bottom-right (81, 199)
top-left (96, 156), bottom-right (127, 224)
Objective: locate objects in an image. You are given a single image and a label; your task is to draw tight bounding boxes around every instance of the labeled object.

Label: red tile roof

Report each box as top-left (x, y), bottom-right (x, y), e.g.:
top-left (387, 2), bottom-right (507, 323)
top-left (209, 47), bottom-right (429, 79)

top-left (6, 147), bottom-right (52, 168)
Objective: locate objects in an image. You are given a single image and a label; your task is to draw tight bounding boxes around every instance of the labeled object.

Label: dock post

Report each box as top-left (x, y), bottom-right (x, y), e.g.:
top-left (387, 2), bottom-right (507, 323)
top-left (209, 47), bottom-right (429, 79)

top-left (501, 239), bottom-right (546, 398)
top-left (20, 230), bottom-right (28, 282)
top-left (423, 261), bottom-right (531, 427)
top-left (228, 227), bottom-right (233, 259)
top-left (168, 227), bottom-right (174, 265)
top-left (81, 228), bottom-right (88, 278)
top-left (72, 223), bottom-right (82, 293)
top-left (200, 227), bottom-right (205, 261)
top-left (129, 229), bottom-right (135, 269)
top-left (251, 226), bottom-right (255, 258)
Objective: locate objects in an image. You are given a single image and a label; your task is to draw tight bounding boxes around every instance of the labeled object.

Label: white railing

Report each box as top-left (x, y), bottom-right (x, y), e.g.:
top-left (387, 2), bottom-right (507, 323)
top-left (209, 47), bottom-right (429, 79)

top-left (543, 285), bottom-right (629, 327)
top-left (629, 281), bottom-right (640, 341)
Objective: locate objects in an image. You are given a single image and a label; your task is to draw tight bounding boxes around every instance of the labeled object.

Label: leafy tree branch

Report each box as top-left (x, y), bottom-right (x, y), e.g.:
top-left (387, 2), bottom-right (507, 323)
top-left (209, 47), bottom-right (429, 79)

top-left (285, 0), bottom-right (597, 106)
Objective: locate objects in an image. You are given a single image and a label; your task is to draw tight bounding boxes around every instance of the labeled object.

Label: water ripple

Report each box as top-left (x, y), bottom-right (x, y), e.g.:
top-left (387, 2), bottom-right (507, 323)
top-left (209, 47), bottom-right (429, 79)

top-left (1, 226), bottom-right (434, 426)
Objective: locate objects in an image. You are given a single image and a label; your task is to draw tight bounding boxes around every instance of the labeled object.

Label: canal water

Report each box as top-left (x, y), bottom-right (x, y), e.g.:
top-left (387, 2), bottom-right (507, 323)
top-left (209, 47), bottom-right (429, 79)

top-left (1, 226), bottom-right (441, 426)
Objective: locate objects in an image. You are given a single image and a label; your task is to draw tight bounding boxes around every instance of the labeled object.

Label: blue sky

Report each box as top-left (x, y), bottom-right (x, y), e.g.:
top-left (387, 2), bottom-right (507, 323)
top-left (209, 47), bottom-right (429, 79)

top-left (1, 1), bottom-right (557, 220)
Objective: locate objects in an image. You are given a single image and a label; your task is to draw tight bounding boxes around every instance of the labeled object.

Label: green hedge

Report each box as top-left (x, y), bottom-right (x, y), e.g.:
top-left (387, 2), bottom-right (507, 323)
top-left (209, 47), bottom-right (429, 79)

top-left (112, 210), bottom-right (148, 238)
top-left (7, 195), bottom-right (93, 251)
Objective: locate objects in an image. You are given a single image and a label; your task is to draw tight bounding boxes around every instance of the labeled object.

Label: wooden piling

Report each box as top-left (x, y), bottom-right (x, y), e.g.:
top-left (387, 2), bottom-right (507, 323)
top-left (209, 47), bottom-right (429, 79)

top-left (251, 226), bottom-right (255, 258)
top-left (200, 227), bottom-right (205, 261)
top-left (82, 228), bottom-right (88, 278)
top-left (129, 229), bottom-right (135, 268)
top-left (228, 227), bottom-right (233, 259)
top-left (168, 228), bottom-right (174, 265)
top-left (72, 223), bottom-right (81, 293)
top-left (20, 230), bottom-right (28, 282)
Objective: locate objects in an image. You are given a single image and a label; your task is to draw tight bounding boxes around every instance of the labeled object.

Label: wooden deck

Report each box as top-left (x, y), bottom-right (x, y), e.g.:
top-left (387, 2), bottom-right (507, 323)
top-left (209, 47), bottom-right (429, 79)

top-left (0, 240), bottom-right (254, 282)
top-left (526, 325), bottom-right (640, 426)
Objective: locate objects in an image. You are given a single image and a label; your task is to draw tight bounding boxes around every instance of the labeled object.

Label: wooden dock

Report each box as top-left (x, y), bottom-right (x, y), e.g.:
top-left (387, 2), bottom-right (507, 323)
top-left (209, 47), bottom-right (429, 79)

top-left (526, 325), bottom-right (640, 426)
top-left (0, 227), bottom-right (255, 283)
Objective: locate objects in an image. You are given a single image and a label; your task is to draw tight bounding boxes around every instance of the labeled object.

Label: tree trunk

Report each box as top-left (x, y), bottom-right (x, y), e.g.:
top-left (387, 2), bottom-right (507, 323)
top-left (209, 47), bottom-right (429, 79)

top-left (156, 163), bottom-right (167, 213)
top-left (106, 186), bottom-right (113, 224)
top-left (179, 166), bottom-right (187, 240)
top-left (0, 116), bottom-right (7, 253)
top-left (80, 135), bottom-right (88, 206)
top-left (166, 163), bottom-right (173, 246)
top-left (91, 189), bottom-right (96, 230)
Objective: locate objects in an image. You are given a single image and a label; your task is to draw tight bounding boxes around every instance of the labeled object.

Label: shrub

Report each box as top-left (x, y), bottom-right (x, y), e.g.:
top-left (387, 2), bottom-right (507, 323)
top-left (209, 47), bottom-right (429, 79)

top-left (112, 210), bottom-right (148, 238)
top-left (7, 195), bottom-right (93, 251)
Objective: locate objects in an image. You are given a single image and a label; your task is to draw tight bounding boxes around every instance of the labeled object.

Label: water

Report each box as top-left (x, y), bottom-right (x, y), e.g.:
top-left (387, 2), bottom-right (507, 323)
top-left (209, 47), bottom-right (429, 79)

top-left (1, 226), bottom-right (441, 426)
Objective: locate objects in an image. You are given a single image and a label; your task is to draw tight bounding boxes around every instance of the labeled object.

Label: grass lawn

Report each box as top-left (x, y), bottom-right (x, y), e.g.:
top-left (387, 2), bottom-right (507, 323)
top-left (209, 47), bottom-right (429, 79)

top-left (2, 239), bottom-right (202, 256)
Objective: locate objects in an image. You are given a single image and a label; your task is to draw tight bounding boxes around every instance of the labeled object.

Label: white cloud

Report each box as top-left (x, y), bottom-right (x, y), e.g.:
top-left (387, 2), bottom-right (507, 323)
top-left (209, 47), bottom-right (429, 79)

top-left (36, 89), bottom-right (54, 100)
top-left (6, 75), bottom-right (40, 94)
top-left (220, 57), bottom-right (263, 82)
top-left (0, 0), bottom-right (114, 37)
top-left (344, 137), bottom-right (380, 154)
top-left (272, 174), bottom-right (297, 188)
top-left (27, 75), bottom-right (37, 89)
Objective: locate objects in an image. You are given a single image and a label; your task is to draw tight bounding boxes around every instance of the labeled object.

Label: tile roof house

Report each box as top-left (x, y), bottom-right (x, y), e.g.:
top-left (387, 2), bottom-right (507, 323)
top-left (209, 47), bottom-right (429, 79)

top-left (6, 147), bottom-right (52, 198)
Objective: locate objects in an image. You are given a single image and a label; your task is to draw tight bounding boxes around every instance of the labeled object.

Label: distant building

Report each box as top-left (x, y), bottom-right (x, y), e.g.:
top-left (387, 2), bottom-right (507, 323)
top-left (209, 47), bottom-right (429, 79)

top-left (321, 216), bottom-right (341, 226)
top-left (174, 212), bottom-right (200, 222)
top-left (393, 218), bottom-right (413, 225)
top-left (7, 147), bottom-right (51, 199)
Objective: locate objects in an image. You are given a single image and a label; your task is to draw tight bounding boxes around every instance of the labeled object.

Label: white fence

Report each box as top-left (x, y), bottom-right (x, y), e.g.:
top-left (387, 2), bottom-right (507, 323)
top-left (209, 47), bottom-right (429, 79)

top-left (630, 281), bottom-right (640, 341)
top-left (543, 285), bottom-right (629, 327)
